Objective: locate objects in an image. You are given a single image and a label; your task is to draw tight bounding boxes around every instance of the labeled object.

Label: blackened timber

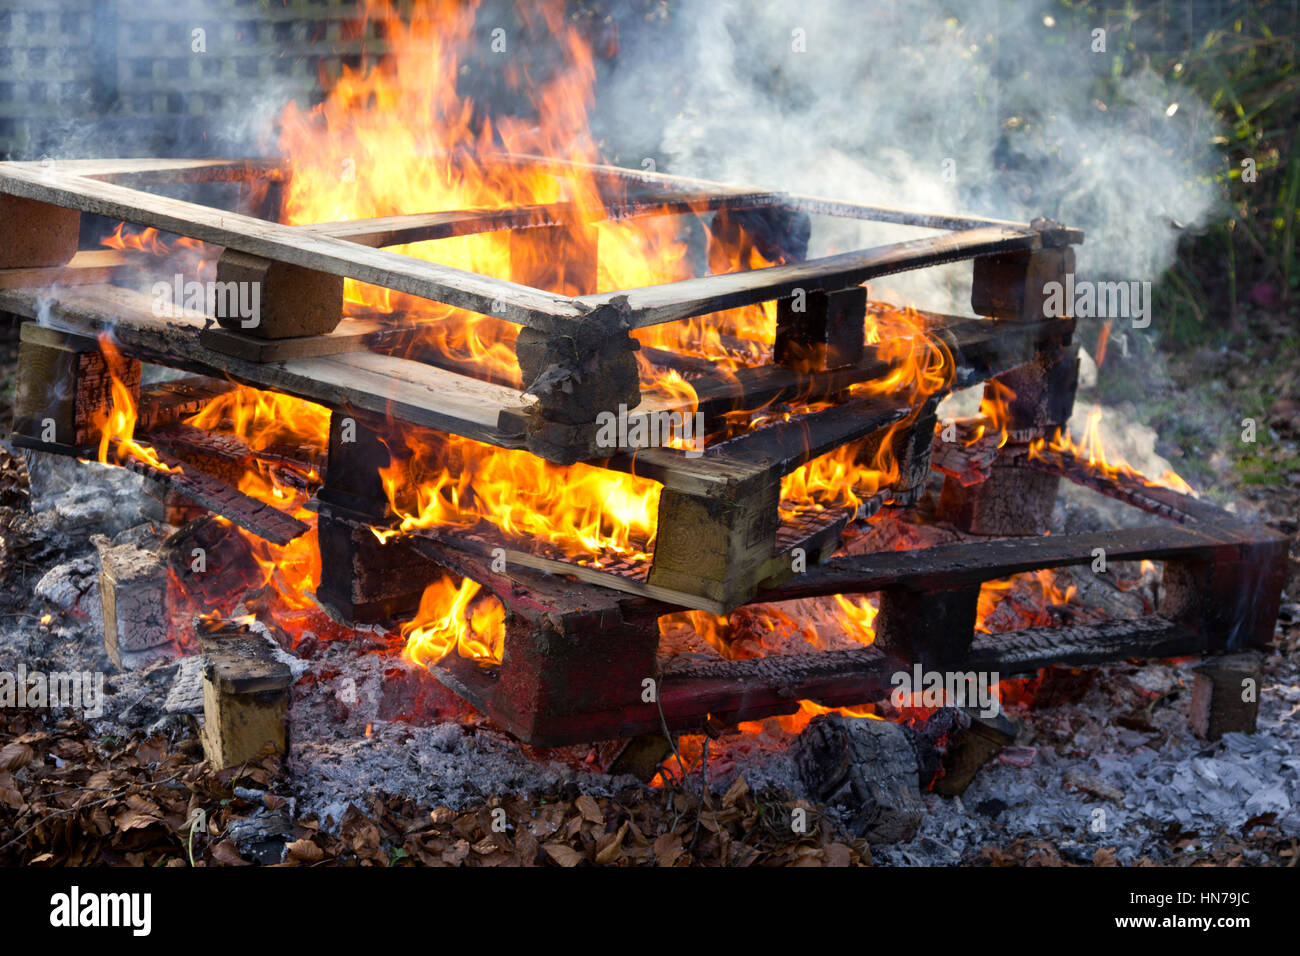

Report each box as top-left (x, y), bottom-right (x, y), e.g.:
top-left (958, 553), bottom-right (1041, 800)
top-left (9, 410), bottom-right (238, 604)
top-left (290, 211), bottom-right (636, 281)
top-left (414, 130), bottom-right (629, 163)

top-left (699, 393), bottom-right (913, 478)
top-left (579, 227), bottom-right (1049, 330)
top-left (757, 524), bottom-right (1244, 602)
top-left (115, 448), bottom-right (309, 545)
top-left (967, 617), bottom-right (1203, 673)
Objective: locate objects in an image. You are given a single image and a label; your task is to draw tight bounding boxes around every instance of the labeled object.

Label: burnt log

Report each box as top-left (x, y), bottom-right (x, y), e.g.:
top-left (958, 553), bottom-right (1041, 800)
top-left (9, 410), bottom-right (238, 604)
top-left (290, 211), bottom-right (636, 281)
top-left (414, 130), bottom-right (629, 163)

top-left (1189, 652), bottom-right (1263, 740)
top-left (793, 713), bottom-right (924, 844)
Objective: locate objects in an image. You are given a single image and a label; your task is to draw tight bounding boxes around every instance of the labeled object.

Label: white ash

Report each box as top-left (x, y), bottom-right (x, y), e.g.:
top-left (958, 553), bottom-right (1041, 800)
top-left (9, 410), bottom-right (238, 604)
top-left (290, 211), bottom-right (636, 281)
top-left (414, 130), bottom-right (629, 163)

top-left (162, 655), bottom-right (204, 715)
top-left (871, 652), bottom-right (1300, 865)
top-left (34, 555), bottom-right (101, 631)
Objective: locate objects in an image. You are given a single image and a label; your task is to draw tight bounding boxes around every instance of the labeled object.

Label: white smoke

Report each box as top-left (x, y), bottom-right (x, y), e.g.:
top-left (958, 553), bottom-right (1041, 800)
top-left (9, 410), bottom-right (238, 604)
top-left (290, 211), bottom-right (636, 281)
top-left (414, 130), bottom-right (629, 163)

top-left (602, 0), bottom-right (1221, 313)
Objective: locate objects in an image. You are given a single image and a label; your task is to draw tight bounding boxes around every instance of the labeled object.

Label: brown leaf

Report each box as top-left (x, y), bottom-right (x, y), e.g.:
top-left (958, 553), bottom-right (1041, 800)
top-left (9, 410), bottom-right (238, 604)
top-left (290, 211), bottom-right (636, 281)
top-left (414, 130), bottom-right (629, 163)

top-left (86, 770), bottom-right (116, 790)
top-left (514, 829), bottom-right (539, 866)
top-left (210, 840), bottom-right (251, 866)
top-left (595, 822), bottom-right (628, 866)
top-left (575, 794), bottom-right (603, 825)
top-left (543, 842), bottom-right (586, 867)
top-left (441, 839), bottom-right (470, 865)
top-left (0, 743), bottom-right (33, 771)
top-left (1093, 847), bottom-right (1119, 867)
top-left (824, 843), bottom-right (853, 867)
top-left (654, 832), bottom-right (684, 867)
top-left (285, 839), bottom-right (324, 864)
top-left (116, 808), bottom-right (163, 832)
top-left (722, 775), bottom-right (750, 809)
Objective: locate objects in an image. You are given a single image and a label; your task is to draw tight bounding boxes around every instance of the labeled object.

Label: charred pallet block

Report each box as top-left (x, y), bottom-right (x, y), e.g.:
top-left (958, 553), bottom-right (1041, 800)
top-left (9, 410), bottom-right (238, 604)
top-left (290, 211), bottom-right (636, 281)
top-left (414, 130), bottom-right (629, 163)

top-left (12, 324), bottom-right (140, 451)
top-left (513, 322), bottom-right (641, 464)
top-left (0, 192), bottom-right (80, 268)
top-left (1189, 652), bottom-right (1263, 740)
top-left (948, 224), bottom-right (1080, 536)
top-left (198, 620), bottom-right (294, 770)
top-left (214, 248), bottom-right (344, 339)
top-left (774, 285), bottom-right (867, 372)
top-left (414, 541), bottom-right (667, 747)
top-left (874, 585), bottom-right (981, 672)
top-left (94, 527), bottom-right (186, 670)
top-left (793, 713), bottom-right (924, 843)
top-left (937, 463), bottom-right (1061, 536)
top-left (647, 469), bottom-right (782, 610)
top-left (971, 223), bottom-right (1076, 321)
top-left (314, 409), bottom-right (442, 623)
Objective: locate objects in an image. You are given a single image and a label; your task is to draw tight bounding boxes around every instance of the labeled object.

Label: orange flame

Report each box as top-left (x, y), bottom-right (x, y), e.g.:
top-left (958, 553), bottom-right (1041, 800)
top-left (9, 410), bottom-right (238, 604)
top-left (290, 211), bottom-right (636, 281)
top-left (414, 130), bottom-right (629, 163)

top-left (93, 336), bottom-right (179, 473)
top-left (401, 576), bottom-right (505, 667)
top-left (1028, 407), bottom-right (1195, 495)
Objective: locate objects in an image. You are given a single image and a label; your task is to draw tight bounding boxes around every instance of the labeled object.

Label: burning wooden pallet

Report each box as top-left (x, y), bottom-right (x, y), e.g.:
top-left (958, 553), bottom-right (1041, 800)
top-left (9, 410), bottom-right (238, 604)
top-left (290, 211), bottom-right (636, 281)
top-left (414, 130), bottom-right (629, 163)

top-left (1, 155), bottom-right (1287, 747)
top-left (1, 154), bottom-right (1079, 613)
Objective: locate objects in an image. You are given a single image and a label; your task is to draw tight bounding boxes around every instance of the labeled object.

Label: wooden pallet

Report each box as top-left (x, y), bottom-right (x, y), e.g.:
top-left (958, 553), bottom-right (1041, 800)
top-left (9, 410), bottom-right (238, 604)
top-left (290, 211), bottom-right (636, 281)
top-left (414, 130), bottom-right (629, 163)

top-left (2, 154), bottom-right (1082, 610)
top-left (421, 474), bottom-right (1288, 747)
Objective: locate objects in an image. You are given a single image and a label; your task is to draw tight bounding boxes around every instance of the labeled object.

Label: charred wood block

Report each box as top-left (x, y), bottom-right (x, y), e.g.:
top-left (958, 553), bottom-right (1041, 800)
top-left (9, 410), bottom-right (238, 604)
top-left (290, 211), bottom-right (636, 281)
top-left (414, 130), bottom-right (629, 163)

top-left (1160, 539), bottom-right (1288, 650)
top-left (932, 711), bottom-right (1015, 796)
top-left (13, 335), bottom-right (140, 449)
top-left (774, 285), bottom-right (866, 372)
top-left (598, 734), bottom-right (675, 783)
top-left (515, 325), bottom-right (641, 463)
top-left (937, 464), bottom-right (1060, 536)
top-left (971, 244), bottom-right (1074, 321)
top-left (993, 343), bottom-right (1080, 433)
top-left (0, 193), bottom-right (80, 268)
top-left (94, 529), bottom-right (185, 670)
top-left (874, 584), bottom-right (980, 671)
top-left (895, 397), bottom-right (940, 501)
top-left (316, 516), bottom-right (440, 624)
top-left (198, 621), bottom-right (293, 770)
top-left (509, 220), bottom-right (598, 296)
top-left (647, 473), bottom-right (781, 610)
top-left (493, 601), bottom-right (662, 737)
top-left (214, 248), bottom-right (344, 339)
top-left (319, 408), bottom-right (390, 519)
top-left (1189, 652), bottom-right (1263, 741)
top-left (793, 713), bottom-right (924, 844)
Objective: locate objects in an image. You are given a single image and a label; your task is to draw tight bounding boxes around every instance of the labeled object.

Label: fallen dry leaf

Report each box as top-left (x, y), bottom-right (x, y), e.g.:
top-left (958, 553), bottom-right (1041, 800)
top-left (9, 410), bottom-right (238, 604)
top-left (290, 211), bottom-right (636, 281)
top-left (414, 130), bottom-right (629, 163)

top-left (285, 839), bottom-right (324, 864)
top-left (0, 743), bottom-right (33, 772)
top-left (575, 793), bottom-right (603, 825)
top-left (595, 822), bottom-right (628, 866)
top-left (543, 842), bottom-right (585, 867)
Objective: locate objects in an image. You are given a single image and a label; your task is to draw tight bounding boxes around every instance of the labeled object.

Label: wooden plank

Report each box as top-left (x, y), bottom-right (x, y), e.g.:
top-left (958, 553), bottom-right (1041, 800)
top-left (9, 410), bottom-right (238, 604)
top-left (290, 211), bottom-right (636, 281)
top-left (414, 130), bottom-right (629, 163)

top-left (2, 285), bottom-right (535, 448)
top-left (199, 315), bottom-right (416, 362)
top-left (0, 161), bottom-right (587, 330)
top-left (0, 249), bottom-right (131, 290)
top-left (699, 393), bottom-right (913, 478)
top-left (442, 613), bottom-right (1198, 745)
top-left (576, 227), bottom-right (1046, 330)
top-left (499, 152), bottom-right (1083, 239)
top-left (967, 616), bottom-right (1202, 674)
top-left (42, 158), bottom-right (287, 185)
top-left (757, 523), bottom-right (1239, 602)
top-left (306, 188), bottom-right (783, 248)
